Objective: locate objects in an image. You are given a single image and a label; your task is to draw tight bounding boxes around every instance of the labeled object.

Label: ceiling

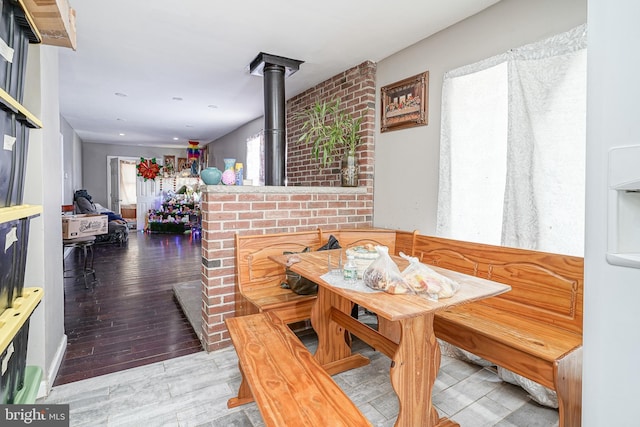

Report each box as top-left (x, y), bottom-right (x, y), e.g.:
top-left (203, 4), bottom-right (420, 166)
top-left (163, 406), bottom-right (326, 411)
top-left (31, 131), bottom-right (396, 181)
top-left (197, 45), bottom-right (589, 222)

top-left (57, 0), bottom-right (500, 149)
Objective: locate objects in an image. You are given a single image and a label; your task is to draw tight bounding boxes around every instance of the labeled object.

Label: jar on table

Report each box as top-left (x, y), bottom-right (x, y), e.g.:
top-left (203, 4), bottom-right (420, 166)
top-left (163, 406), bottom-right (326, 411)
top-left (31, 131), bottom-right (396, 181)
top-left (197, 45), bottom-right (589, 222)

top-left (343, 255), bottom-right (357, 283)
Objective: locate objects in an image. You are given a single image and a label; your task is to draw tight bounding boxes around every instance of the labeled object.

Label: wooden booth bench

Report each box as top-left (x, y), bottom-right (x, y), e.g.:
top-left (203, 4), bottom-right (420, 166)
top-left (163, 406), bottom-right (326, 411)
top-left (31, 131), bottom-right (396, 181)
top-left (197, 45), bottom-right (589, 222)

top-left (234, 230), bottom-right (322, 324)
top-left (399, 235), bottom-right (584, 427)
top-left (225, 311), bottom-right (371, 426)
top-left (231, 228), bottom-right (583, 427)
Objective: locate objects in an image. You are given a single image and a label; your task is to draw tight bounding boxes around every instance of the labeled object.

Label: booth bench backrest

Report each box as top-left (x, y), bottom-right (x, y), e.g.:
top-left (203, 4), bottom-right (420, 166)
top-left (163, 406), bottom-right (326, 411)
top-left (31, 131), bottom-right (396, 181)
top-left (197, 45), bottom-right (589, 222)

top-left (234, 229), bottom-right (582, 335)
top-left (235, 230), bottom-right (323, 294)
top-left (235, 228), bottom-right (402, 293)
top-left (324, 228), bottom-right (401, 254)
top-left (411, 235), bottom-right (584, 336)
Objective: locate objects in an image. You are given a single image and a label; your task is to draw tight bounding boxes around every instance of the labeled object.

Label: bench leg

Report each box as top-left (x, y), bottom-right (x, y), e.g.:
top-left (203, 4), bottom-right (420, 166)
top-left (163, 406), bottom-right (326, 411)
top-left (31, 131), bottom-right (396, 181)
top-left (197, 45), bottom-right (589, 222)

top-left (555, 345), bottom-right (582, 427)
top-left (227, 363), bottom-right (254, 408)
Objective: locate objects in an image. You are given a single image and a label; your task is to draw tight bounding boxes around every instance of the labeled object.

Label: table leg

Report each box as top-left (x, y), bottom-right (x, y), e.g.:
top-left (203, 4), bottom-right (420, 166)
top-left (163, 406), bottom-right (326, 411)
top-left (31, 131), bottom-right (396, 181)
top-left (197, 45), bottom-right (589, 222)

top-left (390, 313), bottom-right (456, 427)
top-left (311, 287), bottom-right (352, 366)
top-left (87, 243), bottom-right (96, 282)
top-left (82, 243), bottom-right (90, 289)
top-left (378, 317), bottom-right (401, 343)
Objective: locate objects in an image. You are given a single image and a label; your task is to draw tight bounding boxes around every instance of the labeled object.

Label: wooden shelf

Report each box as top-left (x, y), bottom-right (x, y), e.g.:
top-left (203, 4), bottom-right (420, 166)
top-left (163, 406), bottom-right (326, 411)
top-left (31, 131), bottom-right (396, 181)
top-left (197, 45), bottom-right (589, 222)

top-left (0, 88), bottom-right (43, 129)
top-left (20, 0), bottom-right (76, 50)
top-left (16, 0), bottom-right (42, 43)
top-left (0, 205), bottom-right (42, 224)
top-left (0, 287), bottom-right (43, 354)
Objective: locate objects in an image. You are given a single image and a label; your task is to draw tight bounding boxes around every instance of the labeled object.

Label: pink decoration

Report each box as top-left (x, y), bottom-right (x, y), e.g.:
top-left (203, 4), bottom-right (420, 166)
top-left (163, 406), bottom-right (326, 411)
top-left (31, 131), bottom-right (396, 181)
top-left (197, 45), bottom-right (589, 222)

top-left (221, 169), bottom-right (236, 185)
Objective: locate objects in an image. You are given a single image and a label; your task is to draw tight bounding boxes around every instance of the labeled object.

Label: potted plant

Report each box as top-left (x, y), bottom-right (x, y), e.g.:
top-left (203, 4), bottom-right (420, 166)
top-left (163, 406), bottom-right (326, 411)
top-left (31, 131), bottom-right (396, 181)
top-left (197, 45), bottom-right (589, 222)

top-left (297, 98), bottom-right (363, 186)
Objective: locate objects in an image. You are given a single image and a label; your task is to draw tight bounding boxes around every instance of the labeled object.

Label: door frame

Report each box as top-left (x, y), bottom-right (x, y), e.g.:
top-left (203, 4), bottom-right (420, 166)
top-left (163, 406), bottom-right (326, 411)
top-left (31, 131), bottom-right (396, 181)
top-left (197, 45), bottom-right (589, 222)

top-left (106, 156), bottom-right (139, 213)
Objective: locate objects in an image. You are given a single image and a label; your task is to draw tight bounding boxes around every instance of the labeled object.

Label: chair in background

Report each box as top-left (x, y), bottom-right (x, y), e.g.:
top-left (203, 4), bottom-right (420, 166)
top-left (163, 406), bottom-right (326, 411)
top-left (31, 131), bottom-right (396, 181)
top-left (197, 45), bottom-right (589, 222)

top-left (73, 190), bottom-right (129, 245)
top-left (63, 235), bottom-right (97, 289)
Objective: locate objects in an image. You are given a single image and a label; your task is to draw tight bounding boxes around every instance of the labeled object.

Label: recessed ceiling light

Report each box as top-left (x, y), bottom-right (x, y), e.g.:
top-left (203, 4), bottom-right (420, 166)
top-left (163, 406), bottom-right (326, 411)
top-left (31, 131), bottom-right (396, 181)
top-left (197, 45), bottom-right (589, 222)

top-left (173, 137), bottom-right (179, 141)
top-left (119, 133), bottom-right (126, 136)
top-left (172, 97), bottom-right (183, 101)
top-left (115, 92), bottom-right (127, 97)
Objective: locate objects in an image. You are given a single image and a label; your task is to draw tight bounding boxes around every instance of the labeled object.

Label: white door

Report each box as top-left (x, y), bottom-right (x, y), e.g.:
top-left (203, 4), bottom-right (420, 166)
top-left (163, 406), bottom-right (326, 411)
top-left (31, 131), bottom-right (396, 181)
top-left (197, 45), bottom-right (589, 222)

top-left (109, 157), bottom-right (121, 213)
top-left (136, 177), bottom-right (158, 231)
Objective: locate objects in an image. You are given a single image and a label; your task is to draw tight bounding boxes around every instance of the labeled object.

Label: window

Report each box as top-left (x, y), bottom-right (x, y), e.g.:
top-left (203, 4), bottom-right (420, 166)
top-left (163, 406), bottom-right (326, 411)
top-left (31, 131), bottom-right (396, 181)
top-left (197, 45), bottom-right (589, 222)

top-left (119, 159), bottom-right (137, 206)
top-left (437, 25), bottom-right (586, 256)
top-left (441, 61), bottom-right (508, 245)
top-left (246, 131), bottom-right (265, 185)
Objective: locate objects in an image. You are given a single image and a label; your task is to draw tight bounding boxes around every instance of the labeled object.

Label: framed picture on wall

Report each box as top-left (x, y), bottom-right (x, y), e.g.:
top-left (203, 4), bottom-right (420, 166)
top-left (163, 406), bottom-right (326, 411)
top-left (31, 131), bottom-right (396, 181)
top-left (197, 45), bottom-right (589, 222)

top-left (380, 71), bottom-right (429, 132)
top-left (177, 157), bottom-right (188, 172)
top-left (162, 155), bottom-right (176, 175)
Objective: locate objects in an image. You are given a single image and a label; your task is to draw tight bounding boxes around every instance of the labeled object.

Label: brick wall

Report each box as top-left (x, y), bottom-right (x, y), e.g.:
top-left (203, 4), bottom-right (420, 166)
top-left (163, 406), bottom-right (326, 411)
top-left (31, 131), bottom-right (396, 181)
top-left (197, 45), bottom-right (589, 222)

top-left (200, 61), bottom-right (377, 351)
top-left (286, 61), bottom-right (376, 188)
top-left (200, 186), bottom-right (372, 351)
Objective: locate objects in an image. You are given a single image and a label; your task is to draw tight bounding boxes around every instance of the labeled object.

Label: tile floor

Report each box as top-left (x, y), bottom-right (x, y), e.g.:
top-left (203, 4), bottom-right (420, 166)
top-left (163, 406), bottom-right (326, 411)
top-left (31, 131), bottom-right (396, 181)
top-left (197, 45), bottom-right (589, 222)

top-left (41, 330), bottom-right (560, 427)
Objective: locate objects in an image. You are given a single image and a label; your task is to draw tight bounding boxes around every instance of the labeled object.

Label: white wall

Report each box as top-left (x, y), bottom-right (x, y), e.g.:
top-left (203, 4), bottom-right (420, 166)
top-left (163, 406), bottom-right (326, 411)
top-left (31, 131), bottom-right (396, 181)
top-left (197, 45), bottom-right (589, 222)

top-left (60, 116), bottom-right (83, 205)
top-left (373, 0), bottom-right (587, 233)
top-left (583, 0), bottom-right (640, 424)
top-left (81, 142), bottom-right (186, 206)
top-left (206, 116), bottom-right (263, 170)
top-left (23, 44), bottom-right (67, 396)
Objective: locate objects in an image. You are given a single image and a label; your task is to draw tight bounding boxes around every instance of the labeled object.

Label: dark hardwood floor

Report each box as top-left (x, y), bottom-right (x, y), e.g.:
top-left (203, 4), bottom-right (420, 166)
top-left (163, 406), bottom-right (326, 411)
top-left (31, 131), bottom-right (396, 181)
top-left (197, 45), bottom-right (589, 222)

top-left (55, 231), bottom-right (203, 386)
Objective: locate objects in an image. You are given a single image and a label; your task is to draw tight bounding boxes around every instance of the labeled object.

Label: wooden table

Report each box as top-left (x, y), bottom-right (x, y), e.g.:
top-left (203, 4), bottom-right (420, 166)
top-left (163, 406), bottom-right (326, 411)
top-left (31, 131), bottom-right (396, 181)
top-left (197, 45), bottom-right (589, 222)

top-left (270, 250), bottom-right (511, 427)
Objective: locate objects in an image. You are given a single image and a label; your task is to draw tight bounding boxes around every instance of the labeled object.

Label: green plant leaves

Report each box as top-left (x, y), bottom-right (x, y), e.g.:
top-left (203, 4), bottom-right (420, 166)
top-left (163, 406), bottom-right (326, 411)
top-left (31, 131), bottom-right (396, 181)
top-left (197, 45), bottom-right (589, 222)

top-left (297, 98), bottom-right (362, 168)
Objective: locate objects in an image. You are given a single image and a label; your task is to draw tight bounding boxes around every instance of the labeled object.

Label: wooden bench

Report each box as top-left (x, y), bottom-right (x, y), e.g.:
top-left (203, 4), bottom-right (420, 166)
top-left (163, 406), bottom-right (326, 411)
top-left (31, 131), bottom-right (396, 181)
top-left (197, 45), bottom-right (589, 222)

top-left (234, 230), bottom-right (323, 323)
top-left (225, 311), bottom-right (371, 426)
top-left (405, 235), bottom-right (583, 427)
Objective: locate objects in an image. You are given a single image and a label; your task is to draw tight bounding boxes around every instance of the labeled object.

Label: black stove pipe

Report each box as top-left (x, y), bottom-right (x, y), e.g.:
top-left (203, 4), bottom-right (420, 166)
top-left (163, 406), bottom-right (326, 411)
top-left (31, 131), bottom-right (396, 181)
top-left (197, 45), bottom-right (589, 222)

top-left (249, 52), bottom-right (303, 186)
top-left (263, 64), bottom-right (286, 186)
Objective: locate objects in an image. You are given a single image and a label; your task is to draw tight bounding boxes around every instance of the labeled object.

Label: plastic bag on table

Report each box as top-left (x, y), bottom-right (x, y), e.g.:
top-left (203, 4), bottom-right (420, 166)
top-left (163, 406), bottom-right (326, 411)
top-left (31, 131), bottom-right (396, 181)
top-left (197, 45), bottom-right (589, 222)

top-left (362, 246), bottom-right (414, 294)
top-left (399, 252), bottom-right (460, 300)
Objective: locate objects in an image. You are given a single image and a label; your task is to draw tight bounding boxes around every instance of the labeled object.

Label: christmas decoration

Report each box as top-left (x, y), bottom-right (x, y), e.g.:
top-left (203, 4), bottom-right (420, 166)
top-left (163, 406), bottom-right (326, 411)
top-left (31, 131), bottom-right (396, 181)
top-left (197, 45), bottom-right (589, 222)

top-left (137, 157), bottom-right (162, 181)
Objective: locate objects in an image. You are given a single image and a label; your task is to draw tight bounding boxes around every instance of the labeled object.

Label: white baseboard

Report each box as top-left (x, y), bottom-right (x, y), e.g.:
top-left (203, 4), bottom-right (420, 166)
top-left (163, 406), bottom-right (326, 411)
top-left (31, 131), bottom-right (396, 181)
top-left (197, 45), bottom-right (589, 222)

top-left (37, 334), bottom-right (67, 399)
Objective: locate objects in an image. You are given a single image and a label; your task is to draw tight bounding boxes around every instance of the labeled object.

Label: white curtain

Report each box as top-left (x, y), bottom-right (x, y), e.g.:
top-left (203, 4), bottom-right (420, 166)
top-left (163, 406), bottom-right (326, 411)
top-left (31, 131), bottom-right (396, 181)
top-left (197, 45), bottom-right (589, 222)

top-left (246, 131), bottom-right (265, 185)
top-left (119, 160), bottom-right (137, 206)
top-left (437, 24), bottom-right (587, 256)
